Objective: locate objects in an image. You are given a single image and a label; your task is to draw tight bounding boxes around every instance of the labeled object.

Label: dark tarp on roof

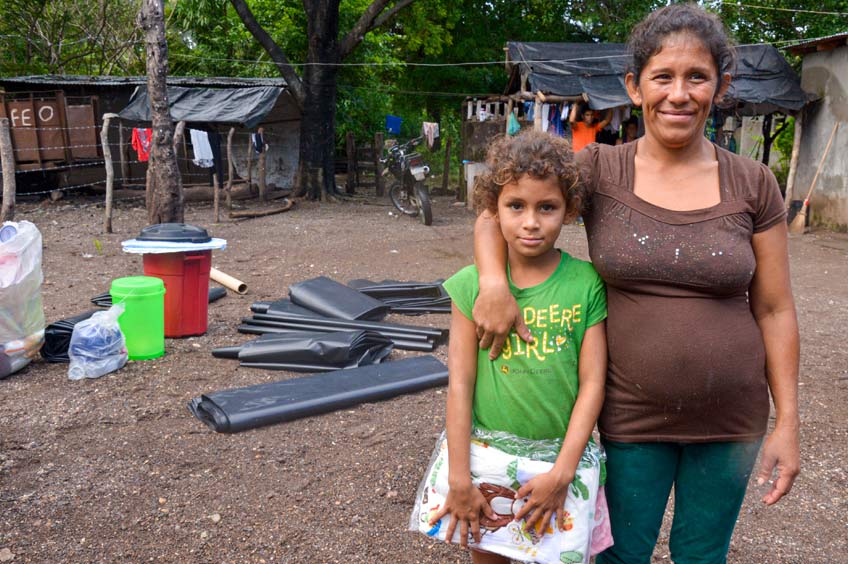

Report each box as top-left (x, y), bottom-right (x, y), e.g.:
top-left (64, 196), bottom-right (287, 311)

top-left (506, 41), bottom-right (812, 114)
top-left (118, 85), bottom-right (285, 128)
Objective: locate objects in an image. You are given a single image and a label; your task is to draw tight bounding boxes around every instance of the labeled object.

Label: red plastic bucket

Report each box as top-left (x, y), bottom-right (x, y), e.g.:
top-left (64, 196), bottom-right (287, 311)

top-left (143, 251), bottom-right (211, 337)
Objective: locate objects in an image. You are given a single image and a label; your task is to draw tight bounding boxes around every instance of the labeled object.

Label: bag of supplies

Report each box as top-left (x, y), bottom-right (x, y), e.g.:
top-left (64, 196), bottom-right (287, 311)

top-left (410, 429), bottom-right (612, 564)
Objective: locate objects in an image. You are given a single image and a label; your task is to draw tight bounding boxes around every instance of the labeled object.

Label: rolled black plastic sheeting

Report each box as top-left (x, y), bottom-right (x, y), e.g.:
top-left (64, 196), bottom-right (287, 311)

top-left (236, 324), bottom-right (435, 352)
top-left (91, 287), bottom-right (228, 308)
top-left (288, 276), bottom-right (390, 321)
top-left (41, 310), bottom-right (99, 362)
top-left (251, 298), bottom-right (325, 317)
top-left (187, 355), bottom-right (448, 433)
top-left (211, 330), bottom-right (393, 372)
top-left (251, 312), bottom-right (446, 339)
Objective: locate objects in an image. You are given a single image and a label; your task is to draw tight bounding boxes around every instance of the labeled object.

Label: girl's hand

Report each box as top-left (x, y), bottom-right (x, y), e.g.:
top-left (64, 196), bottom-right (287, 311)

top-left (428, 481), bottom-right (496, 547)
top-left (472, 277), bottom-right (532, 359)
top-left (513, 469), bottom-right (572, 537)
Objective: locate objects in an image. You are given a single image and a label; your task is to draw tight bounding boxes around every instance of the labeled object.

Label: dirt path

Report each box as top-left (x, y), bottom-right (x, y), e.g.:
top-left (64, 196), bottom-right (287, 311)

top-left (0, 194), bottom-right (845, 563)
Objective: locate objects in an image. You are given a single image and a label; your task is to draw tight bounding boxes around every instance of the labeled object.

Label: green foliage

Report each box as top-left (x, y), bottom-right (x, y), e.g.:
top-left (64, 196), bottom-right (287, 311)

top-left (0, 0), bottom-right (145, 76)
top-left (772, 116), bottom-right (795, 189)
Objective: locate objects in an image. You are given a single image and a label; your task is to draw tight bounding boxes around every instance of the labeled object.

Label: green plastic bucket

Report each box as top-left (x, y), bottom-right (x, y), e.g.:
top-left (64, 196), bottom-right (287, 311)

top-left (110, 276), bottom-right (166, 360)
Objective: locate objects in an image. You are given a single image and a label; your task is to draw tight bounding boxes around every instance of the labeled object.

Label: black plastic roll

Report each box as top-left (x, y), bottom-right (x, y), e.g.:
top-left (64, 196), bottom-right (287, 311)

top-left (188, 355), bottom-right (448, 433)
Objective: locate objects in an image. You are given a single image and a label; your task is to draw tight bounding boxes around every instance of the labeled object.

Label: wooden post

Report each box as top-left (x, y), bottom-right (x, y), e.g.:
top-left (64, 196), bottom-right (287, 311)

top-left (505, 99), bottom-right (514, 134)
top-left (118, 122), bottom-right (129, 184)
top-left (213, 172), bottom-right (220, 222)
top-left (173, 120), bottom-right (187, 186)
top-left (374, 131), bottom-right (384, 196)
top-left (784, 113), bottom-right (803, 207)
top-left (246, 134), bottom-right (254, 191)
top-left (442, 137), bottom-right (451, 195)
top-left (346, 131), bottom-right (356, 194)
top-left (0, 118), bottom-right (16, 223)
top-left (257, 127), bottom-right (267, 202)
top-left (101, 113), bottom-right (119, 233)
top-left (226, 126), bottom-right (235, 211)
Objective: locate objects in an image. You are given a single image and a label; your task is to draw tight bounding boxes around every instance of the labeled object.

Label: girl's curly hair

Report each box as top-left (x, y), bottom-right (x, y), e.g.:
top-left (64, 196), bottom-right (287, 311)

top-left (472, 130), bottom-right (582, 221)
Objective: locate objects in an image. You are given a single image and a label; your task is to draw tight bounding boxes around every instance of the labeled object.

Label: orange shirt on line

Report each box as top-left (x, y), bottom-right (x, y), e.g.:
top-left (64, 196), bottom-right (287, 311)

top-left (571, 122), bottom-right (603, 152)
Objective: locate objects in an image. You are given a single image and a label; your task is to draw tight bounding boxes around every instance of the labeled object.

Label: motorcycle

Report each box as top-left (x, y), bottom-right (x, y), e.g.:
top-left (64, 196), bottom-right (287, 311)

top-left (382, 136), bottom-right (433, 226)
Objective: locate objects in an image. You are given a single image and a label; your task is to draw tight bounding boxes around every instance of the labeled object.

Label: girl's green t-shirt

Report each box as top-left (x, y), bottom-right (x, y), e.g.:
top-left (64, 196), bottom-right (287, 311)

top-left (444, 251), bottom-right (607, 441)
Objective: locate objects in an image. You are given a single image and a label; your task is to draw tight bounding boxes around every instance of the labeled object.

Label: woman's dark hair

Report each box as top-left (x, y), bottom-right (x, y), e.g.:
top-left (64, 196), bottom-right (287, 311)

top-left (472, 130), bottom-right (581, 221)
top-left (627, 3), bottom-right (735, 85)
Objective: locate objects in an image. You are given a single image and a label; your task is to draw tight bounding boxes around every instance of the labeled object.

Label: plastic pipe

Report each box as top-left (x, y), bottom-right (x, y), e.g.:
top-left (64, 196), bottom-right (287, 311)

top-left (210, 267), bottom-right (247, 294)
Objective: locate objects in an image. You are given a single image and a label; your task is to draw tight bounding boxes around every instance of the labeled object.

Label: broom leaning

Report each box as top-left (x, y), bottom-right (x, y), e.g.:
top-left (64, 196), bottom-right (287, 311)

top-left (789, 122), bottom-right (840, 234)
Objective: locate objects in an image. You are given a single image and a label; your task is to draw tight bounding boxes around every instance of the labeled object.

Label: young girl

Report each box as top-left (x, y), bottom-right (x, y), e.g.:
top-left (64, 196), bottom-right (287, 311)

top-left (411, 130), bottom-right (612, 564)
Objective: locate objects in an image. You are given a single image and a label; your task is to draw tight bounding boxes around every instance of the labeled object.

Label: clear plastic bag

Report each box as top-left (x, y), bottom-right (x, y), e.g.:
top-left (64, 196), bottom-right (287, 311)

top-left (68, 303), bottom-right (128, 380)
top-left (0, 221), bottom-right (46, 379)
top-left (409, 428), bottom-right (610, 564)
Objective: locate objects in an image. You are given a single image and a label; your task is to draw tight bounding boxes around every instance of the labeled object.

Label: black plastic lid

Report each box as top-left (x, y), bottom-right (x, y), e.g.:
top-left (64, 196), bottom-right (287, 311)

top-left (136, 223), bottom-right (211, 243)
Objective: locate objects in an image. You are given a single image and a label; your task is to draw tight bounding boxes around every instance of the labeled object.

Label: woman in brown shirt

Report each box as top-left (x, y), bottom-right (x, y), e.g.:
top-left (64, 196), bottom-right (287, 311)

top-left (471, 5), bottom-right (799, 564)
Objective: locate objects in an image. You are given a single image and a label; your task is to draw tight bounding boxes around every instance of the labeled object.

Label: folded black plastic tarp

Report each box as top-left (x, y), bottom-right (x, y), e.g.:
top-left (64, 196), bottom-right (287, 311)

top-left (188, 355), bottom-right (448, 433)
top-left (41, 310), bottom-right (99, 362)
top-left (347, 279), bottom-right (451, 315)
top-left (91, 287), bottom-right (227, 307)
top-left (211, 330), bottom-right (393, 372)
top-left (288, 276), bottom-right (390, 321)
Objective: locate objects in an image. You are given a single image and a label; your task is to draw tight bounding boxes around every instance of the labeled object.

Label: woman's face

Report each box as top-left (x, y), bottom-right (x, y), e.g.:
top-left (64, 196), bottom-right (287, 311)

top-left (625, 32), bottom-right (729, 150)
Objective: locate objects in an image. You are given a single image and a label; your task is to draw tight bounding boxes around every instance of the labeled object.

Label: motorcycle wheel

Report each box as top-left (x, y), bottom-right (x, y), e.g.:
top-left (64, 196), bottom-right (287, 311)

top-left (389, 183), bottom-right (419, 216)
top-left (415, 182), bottom-right (433, 226)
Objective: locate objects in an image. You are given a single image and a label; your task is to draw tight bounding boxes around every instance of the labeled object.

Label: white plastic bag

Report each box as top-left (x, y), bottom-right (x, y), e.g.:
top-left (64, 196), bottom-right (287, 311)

top-left (0, 221), bottom-right (46, 379)
top-left (68, 303), bottom-right (128, 380)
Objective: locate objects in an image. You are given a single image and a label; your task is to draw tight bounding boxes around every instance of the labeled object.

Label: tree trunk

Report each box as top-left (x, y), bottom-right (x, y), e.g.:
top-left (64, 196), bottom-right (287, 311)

top-left (139, 0), bottom-right (183, 224)
top-left (294, 0), bottom-right (341, 200)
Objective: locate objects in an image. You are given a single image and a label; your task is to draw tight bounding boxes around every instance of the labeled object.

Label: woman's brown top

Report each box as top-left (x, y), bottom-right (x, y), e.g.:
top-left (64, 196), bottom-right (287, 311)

top-left (577, 141), bottom-right (786, 442)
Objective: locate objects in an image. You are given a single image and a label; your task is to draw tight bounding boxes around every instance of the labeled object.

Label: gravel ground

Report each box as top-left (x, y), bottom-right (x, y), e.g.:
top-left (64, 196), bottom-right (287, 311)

top-left (0, 191), bottom-right (845, 563)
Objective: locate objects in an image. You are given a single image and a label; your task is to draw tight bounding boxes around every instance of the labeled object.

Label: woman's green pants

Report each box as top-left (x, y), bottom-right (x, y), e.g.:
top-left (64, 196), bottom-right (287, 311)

top-left (596, 439), bottom-right (762, 564)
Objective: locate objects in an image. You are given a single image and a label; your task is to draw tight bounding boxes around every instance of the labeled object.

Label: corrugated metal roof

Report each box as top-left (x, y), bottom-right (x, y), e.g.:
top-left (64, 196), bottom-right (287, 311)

top-left (0, 74), bottom-right (287, 88)
top-left (785, 32), bottom-right (848, 55)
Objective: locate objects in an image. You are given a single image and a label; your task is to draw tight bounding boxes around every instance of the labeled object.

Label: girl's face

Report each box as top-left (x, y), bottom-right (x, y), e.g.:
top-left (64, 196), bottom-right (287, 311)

top-left (496, 175), bottom-right (566, 259)
top-left (583, 110), bottom-right (597, 125)
top-left (625, 32), bottom-right (729, 150)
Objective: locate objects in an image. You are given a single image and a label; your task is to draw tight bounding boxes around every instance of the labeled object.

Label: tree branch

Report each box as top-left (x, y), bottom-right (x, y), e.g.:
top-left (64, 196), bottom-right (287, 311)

top-left (371, 0), bottom-right (416, 34)
top-left (228, 0), bottom-right (305, 107)
top-left (339, 0), bottom-right (416, 60)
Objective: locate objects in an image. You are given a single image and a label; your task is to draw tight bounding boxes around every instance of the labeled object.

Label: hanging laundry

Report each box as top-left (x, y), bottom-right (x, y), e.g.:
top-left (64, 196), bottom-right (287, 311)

top-left (131, 128), bottom-right (152, 162)
top-left (541, 104), bottom-right (551, 132)
top-left (421, 122), bottom-right (440, 149)
top-left (507, 112), bottom-right (521, 136)
top-left (252, 132), bottom-right (265, 155)
top-left (550, 103), bottom-right (565, 137)
top-left (386, 115), bottom-right (402, 135)
top-left (524, 101), bottom-right (534, 121)
top-left (189, 129), bottom-right (214, 168)
top-left (561, 104), bottom-right (570, 121)
top-left (208, 129), bottom-right (224, 183)
top-left (609, 107), bottom-right (624, 133)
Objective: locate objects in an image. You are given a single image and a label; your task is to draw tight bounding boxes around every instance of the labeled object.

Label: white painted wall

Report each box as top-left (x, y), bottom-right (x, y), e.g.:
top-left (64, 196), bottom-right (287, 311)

top-left (796, 45), bottom-right (848, 229)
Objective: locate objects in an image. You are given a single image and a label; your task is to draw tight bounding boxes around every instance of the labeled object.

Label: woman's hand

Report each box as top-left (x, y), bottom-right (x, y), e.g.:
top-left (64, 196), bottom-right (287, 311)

top-left (512, 469), bottom-right (572, 537)
top-left (428, 481), bottom-right (496, 547)
top-left (756, 419), bottom-right (800, 505)
top-left (472, 277), bottom-right (532, 359)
